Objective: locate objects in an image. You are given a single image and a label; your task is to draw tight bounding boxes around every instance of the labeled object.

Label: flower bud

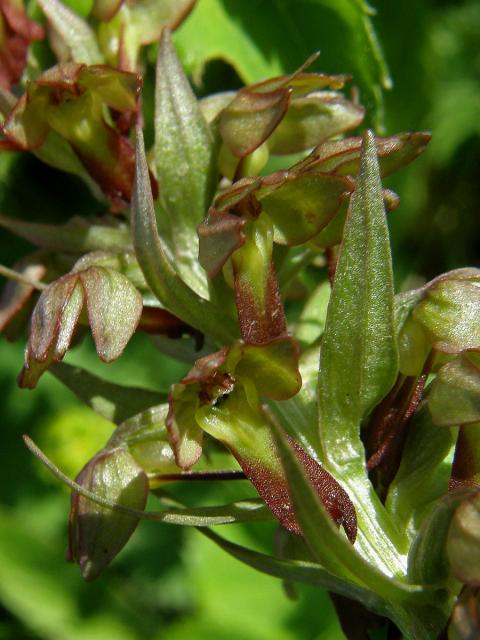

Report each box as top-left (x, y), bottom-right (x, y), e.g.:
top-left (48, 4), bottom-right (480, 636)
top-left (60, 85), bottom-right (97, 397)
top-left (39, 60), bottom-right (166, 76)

top-left (68, 448), bottom-right (148, 580)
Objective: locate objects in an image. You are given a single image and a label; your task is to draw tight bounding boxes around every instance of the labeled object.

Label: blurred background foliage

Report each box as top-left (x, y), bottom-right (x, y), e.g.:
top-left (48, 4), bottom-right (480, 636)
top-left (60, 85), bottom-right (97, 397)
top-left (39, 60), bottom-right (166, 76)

top-left (0, 0), bottom-right (479, 637)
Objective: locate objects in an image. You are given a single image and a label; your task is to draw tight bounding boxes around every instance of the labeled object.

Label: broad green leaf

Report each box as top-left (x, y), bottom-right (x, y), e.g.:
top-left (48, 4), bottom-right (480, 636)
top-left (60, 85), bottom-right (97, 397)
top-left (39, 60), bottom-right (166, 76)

top-left (0, 214), bottom-right (131, 253)
top-left (154, 30), bottom-right (216, 295)
top-left (174, 0), bottom-right (390, 126)
top-left (428, 356), bottom-right (480, 427)
top-left (69, 448), bottom-right (149, 580)
top-left (37, 0), bottom-right (102, 64)
top-left (447, 490), bottom-right (480, 586)
top-left (317, 130), bottom-right (405, 573)
top-left (132, 128), bottom-right (238, 345)
top-left (50, 362), bottom-right (166, 424)
top-left (386, 408), bottom-right (457, 539)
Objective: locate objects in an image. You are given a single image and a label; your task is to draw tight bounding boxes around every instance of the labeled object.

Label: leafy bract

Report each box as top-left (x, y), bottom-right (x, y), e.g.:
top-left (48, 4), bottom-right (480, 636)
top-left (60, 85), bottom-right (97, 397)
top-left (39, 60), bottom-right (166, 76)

top-left (294, 132), bottom-right (431, 178)
top-left (154, 29), bottom-right (216, 294)
top-left (0, 214), bottom-right (131, 254)
top-left (216, 54), bottom-right (362, 158)
top-left (50, 362), bottom-right (165, 424)
top-left (132, 128), bottom-right (237, 345)
top-left (37, 0), bottom-right (102, 64)
top-left (317, 130), bottom-right (405, 573)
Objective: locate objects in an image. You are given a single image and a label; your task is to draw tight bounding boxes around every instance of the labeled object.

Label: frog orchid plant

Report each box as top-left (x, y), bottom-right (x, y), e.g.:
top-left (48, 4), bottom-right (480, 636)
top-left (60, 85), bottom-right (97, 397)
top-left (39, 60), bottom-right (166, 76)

top-left (1, 3), bottom-right (480, 638)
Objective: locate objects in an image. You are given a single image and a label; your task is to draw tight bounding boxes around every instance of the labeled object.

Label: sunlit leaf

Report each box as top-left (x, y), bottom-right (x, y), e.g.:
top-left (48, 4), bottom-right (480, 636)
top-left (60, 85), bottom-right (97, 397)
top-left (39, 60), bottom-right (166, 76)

top-left (37, 0), bottom-right (102, 64)
top-left (154, 29), bottom-right (216, 294)
top-left (132, 128), bottom-right (238, 345)
top-left (317, 130), bottom-right (405, 572)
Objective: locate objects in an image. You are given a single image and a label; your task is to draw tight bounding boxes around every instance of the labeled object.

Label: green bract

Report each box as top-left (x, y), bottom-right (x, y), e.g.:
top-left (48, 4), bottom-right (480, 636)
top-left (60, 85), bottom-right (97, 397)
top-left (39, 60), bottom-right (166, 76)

top-left (1, 3), bottom-right (478, 637)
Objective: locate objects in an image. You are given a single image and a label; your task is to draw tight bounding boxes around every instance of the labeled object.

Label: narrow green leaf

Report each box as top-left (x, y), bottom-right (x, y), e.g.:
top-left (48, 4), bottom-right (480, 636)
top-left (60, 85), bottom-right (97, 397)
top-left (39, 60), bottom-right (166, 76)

top-left (0, 215), bottom-right (131, 254)
top-left (50, 362), bottom-right (166, 424)
top-left (155, 29), bottom-right (216, 295)
top-left (317, 130), bottom-right (405, 573)
top-left (132, 128), bottom-right (238, 345)
top-left (37, 0), bottom-right (103, 64)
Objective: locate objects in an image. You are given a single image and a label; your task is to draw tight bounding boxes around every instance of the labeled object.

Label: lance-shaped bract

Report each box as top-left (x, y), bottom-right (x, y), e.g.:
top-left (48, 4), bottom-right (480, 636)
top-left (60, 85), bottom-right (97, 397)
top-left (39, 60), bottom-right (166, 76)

top-left (154, 28), bottom-right (216, 295)
top-left (19, 260), bottom-right (143, 388)
top-left (318, 130), bottom-right (406, 575)
top-left (2, 63), bottom-right (142, 210)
